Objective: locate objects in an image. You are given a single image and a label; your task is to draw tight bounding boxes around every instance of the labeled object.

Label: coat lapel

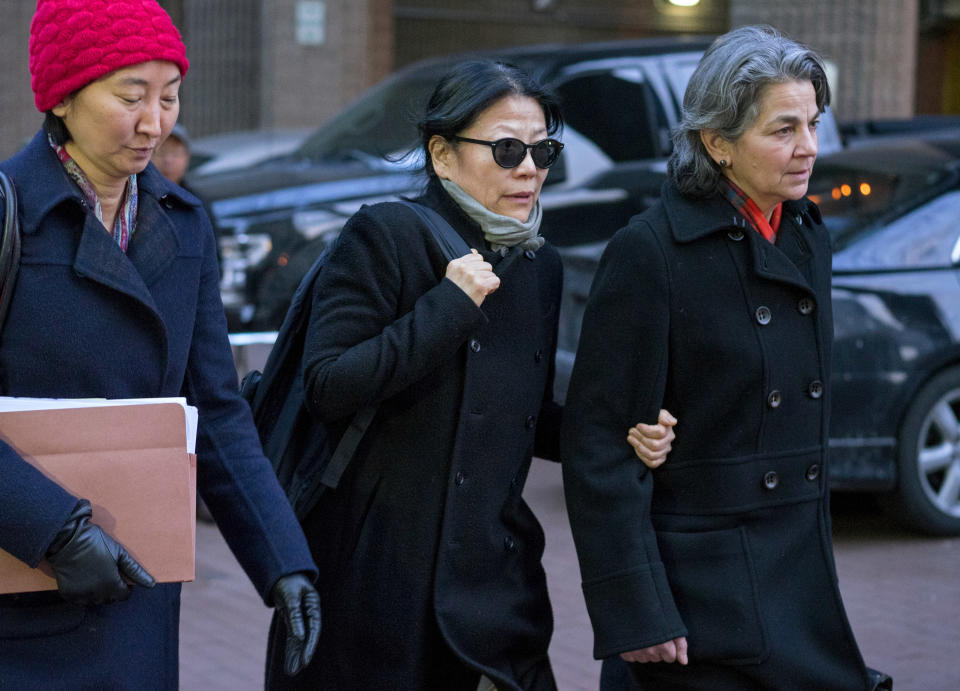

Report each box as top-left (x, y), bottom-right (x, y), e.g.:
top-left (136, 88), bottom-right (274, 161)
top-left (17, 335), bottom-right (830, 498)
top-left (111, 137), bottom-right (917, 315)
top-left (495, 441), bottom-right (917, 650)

top-left (72, 213), bottom-right (161, 316)
top-left (745, 218), bottom-right (814, 294)
top-left (126, 193), bottom-right (181, 288)
top-left (663, 181), bottom-right (818, 295)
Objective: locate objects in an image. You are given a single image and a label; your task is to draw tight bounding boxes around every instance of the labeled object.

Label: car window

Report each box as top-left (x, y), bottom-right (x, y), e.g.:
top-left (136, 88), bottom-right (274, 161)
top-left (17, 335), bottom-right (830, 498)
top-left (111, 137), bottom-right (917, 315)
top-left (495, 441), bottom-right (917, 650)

top-left (554, 70), bottom-right (663, 162)
top-left (807, 154), bottom-right (956, 254)
top-left (296, 67), bottom-right (443, 165)
top-left (661, 55), bottom-right (701, 107)
top-left (832, 190), bottom-right (960, 271)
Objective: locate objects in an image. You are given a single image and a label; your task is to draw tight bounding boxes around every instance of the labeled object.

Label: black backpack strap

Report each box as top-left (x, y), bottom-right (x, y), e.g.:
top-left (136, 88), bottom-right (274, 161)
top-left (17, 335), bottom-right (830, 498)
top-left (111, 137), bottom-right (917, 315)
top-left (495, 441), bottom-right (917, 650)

top-left (317, 404), bottom-right (377, 491)
top-left (397, 200), bottom-right (471, 262)
top-left (0, 171), bottom-right (22, 333)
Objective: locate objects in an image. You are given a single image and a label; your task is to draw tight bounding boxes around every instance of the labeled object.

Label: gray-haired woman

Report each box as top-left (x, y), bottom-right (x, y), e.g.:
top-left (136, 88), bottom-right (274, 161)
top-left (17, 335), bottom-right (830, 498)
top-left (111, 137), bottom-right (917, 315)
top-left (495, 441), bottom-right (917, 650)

top-left (563, 25), bottom-right (890, 690)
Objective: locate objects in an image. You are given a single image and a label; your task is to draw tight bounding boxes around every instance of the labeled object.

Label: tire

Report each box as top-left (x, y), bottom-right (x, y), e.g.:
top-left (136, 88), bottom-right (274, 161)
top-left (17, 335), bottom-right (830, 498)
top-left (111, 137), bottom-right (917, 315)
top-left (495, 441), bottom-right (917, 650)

top-left (889, 366), bottom-right (960, 535)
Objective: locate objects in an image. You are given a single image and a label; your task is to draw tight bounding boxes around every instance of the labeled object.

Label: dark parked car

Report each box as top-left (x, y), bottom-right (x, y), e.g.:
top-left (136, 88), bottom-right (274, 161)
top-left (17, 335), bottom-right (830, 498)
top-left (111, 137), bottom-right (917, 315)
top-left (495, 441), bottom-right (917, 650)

top-left (811, 139), bottom-right (960, 535)
top-left (191, 42), bottom-right (960, 535)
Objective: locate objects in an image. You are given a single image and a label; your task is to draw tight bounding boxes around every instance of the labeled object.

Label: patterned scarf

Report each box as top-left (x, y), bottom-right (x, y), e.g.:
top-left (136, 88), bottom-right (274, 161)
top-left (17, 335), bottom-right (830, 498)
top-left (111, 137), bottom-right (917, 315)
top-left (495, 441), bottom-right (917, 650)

top-left (48, 134), bottom-right (138, 252)
top-left (718, 176), bottom-right (781, 244)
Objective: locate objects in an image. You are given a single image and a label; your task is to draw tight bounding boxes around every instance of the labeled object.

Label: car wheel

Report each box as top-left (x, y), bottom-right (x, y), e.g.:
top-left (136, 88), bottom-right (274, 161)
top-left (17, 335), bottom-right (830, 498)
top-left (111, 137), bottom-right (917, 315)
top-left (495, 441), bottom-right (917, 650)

top-left (891, 366), bottom-right (960, 535)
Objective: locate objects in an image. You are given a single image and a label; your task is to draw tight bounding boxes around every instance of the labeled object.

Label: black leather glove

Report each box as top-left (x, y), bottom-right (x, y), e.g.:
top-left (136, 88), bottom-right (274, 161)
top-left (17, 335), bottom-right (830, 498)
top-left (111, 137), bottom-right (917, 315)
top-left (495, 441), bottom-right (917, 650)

top-left (271, 572), bottom-right (321, 676)
top-left (45, 499), bottom-right (156, 606)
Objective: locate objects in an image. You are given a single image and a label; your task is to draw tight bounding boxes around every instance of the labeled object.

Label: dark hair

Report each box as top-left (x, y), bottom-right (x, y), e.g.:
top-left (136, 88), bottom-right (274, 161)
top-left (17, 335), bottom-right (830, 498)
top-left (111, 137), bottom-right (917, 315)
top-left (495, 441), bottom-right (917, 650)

top-left (668, 25), bottom-right (831, 198)
top-left (418, 59), bottom-right (562, 177)
top-left (44, 110), bottom-right (70, 146)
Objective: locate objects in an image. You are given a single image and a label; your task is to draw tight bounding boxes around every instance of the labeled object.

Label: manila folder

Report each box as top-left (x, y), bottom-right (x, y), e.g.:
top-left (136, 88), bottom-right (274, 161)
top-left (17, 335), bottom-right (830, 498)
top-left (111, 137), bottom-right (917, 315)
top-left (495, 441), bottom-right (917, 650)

top-left (0, 402), bottom-right (196, 594)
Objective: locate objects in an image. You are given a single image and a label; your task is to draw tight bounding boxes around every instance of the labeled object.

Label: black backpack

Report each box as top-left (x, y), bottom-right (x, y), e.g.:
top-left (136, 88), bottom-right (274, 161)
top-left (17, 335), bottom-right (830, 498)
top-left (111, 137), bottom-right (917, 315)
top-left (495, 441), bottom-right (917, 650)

top-left (240, 201), bottom-right (470, 519)
top-left (0, 171), bottom-right (21, 333)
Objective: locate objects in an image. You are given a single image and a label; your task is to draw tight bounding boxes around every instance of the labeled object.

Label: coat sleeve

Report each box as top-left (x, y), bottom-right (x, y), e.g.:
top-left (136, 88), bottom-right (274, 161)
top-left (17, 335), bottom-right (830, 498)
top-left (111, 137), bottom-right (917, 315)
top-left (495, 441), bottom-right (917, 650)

top-left (561, 220), bottom-right (687, 659)
top-left (0, 441), bottom-right (78, 567)
top-left (0, 172), bottom-right (79, 568)
top-left (180, 213), bottom-right (316, 603)
top-left (534, 246), bottom-right (564, 463)
top-left (303, 205), bottom-right (487, 420)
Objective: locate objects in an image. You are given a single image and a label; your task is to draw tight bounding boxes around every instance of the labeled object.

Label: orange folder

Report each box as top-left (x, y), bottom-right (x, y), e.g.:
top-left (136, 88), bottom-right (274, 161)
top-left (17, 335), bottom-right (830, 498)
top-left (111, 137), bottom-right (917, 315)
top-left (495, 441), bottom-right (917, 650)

top-left (0, 402), bottom-right (196, 594)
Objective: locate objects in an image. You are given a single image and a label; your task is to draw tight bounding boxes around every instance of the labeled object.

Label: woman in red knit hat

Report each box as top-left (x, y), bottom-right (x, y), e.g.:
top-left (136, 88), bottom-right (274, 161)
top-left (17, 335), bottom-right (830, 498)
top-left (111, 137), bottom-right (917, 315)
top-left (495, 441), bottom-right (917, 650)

top-left (0, 1), bottom-right (320, 687)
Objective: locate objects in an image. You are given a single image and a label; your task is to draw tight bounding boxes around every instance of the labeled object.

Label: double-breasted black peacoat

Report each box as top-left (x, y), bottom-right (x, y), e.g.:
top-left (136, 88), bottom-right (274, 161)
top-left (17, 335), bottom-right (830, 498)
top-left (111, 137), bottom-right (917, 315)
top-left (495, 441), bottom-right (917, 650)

top-left (562, 180), bottom-right (873, 689)
top-left (0, 131), bottom-right (316, 689)
top-left (266, 180), bottom-right (563, 690)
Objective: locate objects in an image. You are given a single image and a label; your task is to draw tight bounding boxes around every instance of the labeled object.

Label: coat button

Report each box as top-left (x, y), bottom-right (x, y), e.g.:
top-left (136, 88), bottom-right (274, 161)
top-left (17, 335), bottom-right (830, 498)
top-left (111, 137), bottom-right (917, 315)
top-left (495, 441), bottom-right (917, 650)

top-left (763, 471), bottom-right (779, 490)
top-left (534, 349), bottom-right (543, 363)
top-left (525, 415), bottom-right (536, 429)
top-left (504, 536), bottom-right (517, 552)
top-left (727, 229), bottom-right (745, 242)
top-left (795, 213), bottom-right (804, 226)
top-left (524, 249), bottom-right (536, 260)
top-left (808, 380), bottom-right (824, 399)
top-left (454, 471), bottom-right (465, 486)
top-left (469, 339), bottom-right (481, 353)
top-left (766, 390), bottom-right (782, 408)
top-left (797, 297), bottom-right (815, 315)
top-left (805, 464), bottom-right (821, 481)
top-left (755, 306), bottom-right (772, 325)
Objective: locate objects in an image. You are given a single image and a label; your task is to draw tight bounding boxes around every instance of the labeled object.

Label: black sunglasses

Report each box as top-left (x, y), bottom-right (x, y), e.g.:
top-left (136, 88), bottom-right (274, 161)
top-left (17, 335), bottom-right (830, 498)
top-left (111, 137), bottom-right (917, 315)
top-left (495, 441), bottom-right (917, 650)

top-left (452, 136), bottom-right (564, 169)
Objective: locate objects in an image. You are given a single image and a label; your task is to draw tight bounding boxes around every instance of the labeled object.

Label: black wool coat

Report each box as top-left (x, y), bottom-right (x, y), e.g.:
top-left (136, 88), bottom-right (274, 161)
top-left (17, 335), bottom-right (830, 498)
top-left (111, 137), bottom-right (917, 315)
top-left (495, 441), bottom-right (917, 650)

top-left (267, 180), bottom-right (563, 691)
top-left (562, 180), bottom-right (873, 690)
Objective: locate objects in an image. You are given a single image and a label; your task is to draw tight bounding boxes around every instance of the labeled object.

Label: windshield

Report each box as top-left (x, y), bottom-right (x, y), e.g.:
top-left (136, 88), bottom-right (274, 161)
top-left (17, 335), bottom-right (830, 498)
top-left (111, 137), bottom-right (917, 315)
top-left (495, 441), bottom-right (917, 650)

top-left (807, 149), bottom-right (956, 251)
top-left (296, 64), bottom-right (448, 165)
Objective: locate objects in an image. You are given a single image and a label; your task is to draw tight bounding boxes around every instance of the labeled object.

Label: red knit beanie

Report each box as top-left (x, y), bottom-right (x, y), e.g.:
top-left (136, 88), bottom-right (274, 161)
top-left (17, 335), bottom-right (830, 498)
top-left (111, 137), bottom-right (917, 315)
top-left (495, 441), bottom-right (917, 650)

top-left (29, 0), bottom-right (189, 112)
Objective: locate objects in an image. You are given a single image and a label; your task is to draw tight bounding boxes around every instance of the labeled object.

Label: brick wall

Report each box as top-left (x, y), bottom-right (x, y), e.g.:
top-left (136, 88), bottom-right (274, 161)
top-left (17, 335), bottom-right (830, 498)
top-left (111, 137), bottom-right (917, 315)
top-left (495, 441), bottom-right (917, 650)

top-left (0, 1), bottom-right (43, 160)
top-left (393, 0), bottom-right (729, 68)
top-left (730, 0), bottom-right (919, 120)
top-left (0, 0), bottom-right (934, 159)
top-left (262, 0), bottom-right (395, 131)
top-left (179, 0), bottom-right (262, 136)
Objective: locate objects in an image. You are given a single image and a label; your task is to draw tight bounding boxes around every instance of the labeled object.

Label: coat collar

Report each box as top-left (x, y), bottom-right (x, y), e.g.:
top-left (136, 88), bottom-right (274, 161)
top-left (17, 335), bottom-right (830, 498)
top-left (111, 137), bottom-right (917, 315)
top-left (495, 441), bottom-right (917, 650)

top-left (660, 179), bottom-right (825, 293)
top-left (661, 179), bottom-right (822, 245)
top-left (6, 129), bottom-right (200, 236)
top-left (3, 129), bottom-right (199, 332)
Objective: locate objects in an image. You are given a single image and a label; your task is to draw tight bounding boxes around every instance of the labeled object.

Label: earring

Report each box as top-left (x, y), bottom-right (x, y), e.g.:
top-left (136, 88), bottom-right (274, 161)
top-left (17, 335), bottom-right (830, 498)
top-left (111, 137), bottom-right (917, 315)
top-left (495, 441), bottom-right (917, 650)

top-left (719, 159), bottom-right (727, 168)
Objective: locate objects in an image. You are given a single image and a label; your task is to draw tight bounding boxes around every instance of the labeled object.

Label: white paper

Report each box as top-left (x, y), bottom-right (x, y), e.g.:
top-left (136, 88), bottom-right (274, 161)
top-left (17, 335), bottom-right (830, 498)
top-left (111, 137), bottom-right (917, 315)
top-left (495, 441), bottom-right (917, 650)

top-left (0, 397), bottom-right (199, 454)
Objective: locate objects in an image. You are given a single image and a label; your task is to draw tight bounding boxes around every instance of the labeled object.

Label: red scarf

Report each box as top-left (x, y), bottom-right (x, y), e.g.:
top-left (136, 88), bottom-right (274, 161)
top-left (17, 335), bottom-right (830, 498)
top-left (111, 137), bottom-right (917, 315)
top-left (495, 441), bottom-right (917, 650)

top-left (719, 177), bottom-right (782, 244)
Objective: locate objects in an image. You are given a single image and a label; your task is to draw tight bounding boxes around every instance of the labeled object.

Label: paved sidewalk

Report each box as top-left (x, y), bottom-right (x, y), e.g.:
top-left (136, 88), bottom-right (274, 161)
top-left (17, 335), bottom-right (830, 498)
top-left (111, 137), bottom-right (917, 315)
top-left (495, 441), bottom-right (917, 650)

top-left (180, 459), bottom-right (960, 690)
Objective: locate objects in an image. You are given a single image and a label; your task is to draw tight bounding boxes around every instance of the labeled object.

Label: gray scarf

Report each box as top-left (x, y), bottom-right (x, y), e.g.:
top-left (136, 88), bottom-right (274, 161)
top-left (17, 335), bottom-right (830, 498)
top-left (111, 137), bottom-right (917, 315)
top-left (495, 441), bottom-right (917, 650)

top-left (440, 178), bottom-right (545, 255)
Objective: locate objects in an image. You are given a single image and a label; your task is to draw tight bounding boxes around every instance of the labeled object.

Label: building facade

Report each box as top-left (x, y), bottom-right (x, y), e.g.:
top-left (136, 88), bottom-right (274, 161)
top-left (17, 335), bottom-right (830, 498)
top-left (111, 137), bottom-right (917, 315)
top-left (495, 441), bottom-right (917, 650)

top-left (1, 0), bottom-right (957, 160)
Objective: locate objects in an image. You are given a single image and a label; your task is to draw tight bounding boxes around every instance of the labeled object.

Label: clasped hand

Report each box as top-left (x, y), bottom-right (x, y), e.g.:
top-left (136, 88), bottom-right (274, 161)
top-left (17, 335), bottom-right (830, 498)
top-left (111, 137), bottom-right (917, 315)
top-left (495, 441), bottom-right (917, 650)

top-left (446, 249), bottom-right (500, 306)
top-left (620, 636), bottom-right (689, 665)
top-left (628, 409), bottom-right (677, 468)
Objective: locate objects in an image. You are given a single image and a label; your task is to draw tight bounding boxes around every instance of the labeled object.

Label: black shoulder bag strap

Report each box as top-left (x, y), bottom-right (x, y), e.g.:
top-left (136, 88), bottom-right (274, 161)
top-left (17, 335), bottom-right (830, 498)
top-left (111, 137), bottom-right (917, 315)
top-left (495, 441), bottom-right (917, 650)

top-left (0, 171), bottom-right (22, 333)
top-left (398, 200), bottom-right (472, 259)
top-left (315, 201), bottom-right (472, 492)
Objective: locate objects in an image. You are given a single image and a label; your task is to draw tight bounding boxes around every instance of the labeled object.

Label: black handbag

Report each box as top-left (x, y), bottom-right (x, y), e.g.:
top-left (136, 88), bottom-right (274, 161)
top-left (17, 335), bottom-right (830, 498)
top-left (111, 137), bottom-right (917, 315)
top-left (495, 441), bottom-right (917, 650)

top-left (0, 170), bottom-right (21, 331)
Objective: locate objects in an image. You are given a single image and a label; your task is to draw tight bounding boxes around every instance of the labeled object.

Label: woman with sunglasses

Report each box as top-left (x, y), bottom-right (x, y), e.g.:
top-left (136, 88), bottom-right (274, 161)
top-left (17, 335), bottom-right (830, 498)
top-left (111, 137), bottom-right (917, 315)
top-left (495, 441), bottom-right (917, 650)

top-left (265, 59), bottom-right (674, 691)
